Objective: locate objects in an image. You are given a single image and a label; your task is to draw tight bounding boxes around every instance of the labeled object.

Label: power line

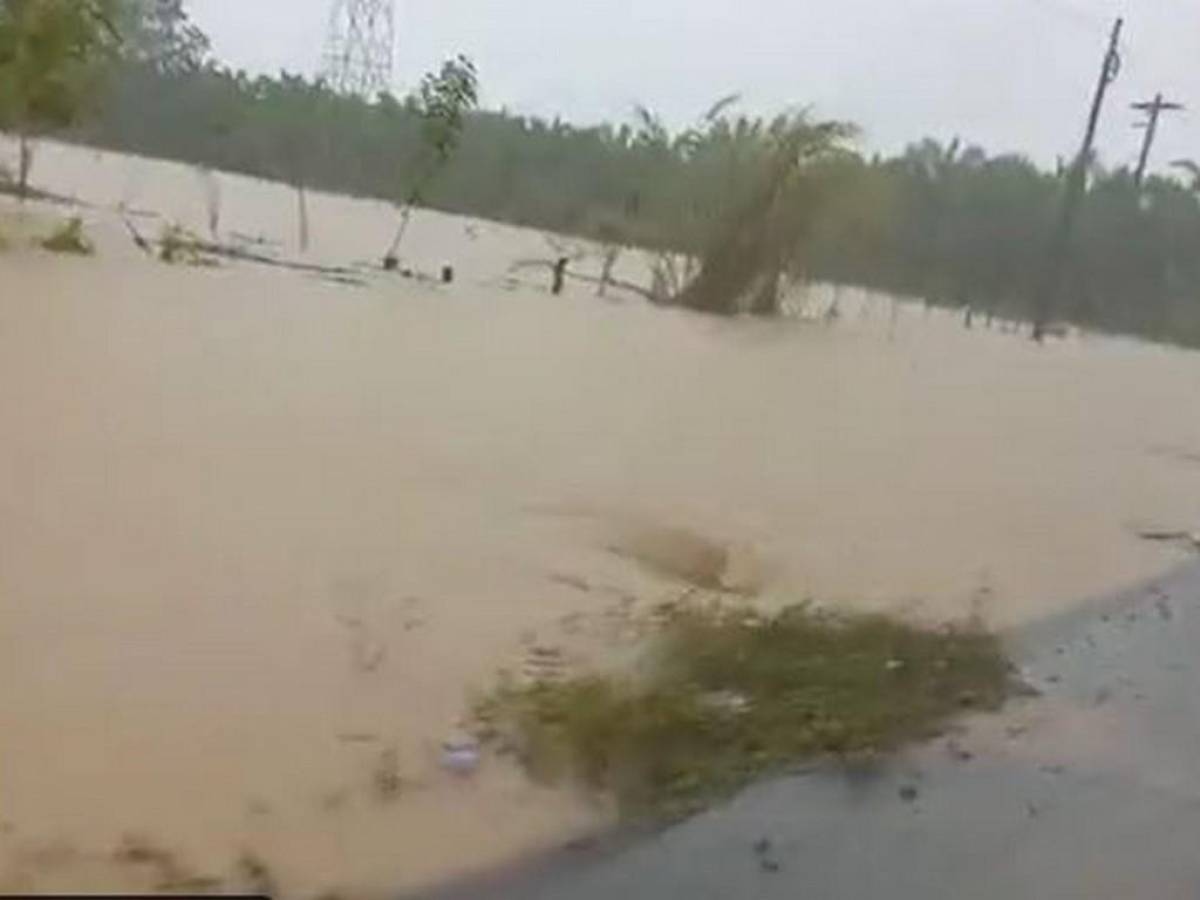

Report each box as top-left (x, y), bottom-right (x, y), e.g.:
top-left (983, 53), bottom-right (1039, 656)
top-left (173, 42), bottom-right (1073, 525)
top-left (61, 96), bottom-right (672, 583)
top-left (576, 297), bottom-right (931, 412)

top-left (1033, 16), bottom-right (1124, 342)
top-left (1131, 94), bottom-right (1185, 186)
top-left (1026, 0), bottom-right (1108, 34)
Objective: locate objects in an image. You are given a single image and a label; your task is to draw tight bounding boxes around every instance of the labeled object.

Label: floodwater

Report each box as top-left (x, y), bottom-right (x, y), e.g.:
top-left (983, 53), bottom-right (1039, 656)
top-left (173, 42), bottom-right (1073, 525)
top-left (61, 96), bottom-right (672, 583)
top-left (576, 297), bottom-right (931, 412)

top-left (426, 560), bottom-right (1200, 900)
top-left (2, 140), bottom-right (1199, 896)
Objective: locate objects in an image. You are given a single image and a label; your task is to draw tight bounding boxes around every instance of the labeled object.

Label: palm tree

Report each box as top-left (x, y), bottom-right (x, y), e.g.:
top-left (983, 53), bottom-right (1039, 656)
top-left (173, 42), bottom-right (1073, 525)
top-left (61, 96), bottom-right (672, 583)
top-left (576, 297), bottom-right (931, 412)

top-left (1170, 159), bottom-right (1200, 193)
top-left (673, 115), bottom-right (857, 315)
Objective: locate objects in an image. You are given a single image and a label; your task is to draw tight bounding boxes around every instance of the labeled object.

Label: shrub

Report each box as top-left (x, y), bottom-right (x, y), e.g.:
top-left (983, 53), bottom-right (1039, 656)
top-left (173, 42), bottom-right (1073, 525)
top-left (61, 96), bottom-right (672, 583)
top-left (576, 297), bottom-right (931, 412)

top-left (477, 602), bottom-right (1012, 819)
top-left (41, 217), bottom-right (93, 255)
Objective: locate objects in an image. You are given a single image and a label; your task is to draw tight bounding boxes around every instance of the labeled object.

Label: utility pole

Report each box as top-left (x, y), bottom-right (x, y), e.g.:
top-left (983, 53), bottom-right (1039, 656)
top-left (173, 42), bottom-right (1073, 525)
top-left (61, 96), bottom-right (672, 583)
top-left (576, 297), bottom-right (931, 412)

top-left (1132, 93), bottom-right (1184, 187)
top-left (1032, 17), bottom-right (1123, 342)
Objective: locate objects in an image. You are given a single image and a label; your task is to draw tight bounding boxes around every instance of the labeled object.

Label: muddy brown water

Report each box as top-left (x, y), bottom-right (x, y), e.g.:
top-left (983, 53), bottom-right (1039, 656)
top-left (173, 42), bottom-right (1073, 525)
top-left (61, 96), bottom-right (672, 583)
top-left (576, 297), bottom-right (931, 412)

top-left (2, 140), bottom-right (1199, 896)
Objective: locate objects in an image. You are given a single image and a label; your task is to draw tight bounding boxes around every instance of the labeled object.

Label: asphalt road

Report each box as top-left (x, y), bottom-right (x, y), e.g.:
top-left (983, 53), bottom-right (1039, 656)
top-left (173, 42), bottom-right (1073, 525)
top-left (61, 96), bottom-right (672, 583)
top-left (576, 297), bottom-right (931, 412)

top-left (415, 559), bottom-right (1200, 900)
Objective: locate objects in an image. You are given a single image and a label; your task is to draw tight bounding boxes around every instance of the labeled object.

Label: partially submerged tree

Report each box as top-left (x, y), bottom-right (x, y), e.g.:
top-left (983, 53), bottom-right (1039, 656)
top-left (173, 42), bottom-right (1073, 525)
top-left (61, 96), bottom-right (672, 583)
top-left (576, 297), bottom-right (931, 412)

top-left (623, 100), bottom-right (856, 316)
top-left (675, 116), bottom-right (856, 316)
top-left (0, 0), bottom-right (122, 197)
top-left (593, 217), bottom-right (624, 297)
top-left (25, 21), bottom-right (1200, 346)
top-left (250, 73), bottom-right (333, 252)
top-left (383, 54), bottom-right (478, 269)
top-left (195, 162), bottom-right (220, 237)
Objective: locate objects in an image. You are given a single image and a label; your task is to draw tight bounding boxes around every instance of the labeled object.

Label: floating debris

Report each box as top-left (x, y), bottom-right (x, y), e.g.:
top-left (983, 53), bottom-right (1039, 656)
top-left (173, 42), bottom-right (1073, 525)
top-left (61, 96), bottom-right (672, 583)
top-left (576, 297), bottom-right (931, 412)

top-left (441, 737), bottom-right (482, 775)
top-left (521, 644), bottom-right (567, 684)
top-left (1136, 529), bottom-right (1200, 552)
top-left (946, 738), bottom-right (974, 762)
top-left (234, 851), bottom-right (278, 897)
top-left (372, 746), bottom-right (403, 801)
top-left (549, 572), bottom-right (592, 593)
top-left (337, 732), bottom-right (381, 744)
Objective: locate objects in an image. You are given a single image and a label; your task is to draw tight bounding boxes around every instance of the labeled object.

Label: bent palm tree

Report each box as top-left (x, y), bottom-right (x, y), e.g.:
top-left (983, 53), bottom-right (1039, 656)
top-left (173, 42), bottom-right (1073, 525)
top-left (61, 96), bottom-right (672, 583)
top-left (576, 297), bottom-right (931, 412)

top-left (1170, 159), bottom-right (1200, 193)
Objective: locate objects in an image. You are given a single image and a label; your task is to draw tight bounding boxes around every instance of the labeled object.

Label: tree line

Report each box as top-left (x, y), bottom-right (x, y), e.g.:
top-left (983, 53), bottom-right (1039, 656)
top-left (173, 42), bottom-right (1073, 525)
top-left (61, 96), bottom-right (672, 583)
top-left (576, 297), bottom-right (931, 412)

top-left (4, 1), bottom-right (1200, 344)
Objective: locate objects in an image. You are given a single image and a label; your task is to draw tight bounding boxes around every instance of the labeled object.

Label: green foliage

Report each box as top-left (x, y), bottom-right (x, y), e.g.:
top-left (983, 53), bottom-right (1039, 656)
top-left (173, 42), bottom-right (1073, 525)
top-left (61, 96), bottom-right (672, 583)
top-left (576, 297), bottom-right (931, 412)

top-left (41, 216), bottom-right (93, 254)
top-left (384, 54), bottom-right (478, 263)
top-left (0, 0), bottom-right (122, 193)
top-left (477, 603), bottom-right (1011, 820)
top-left (414, 54), bottom-right (478, 169)
top-left (157, 221), bottom-right (205, 264)
top-left (852, 144), bottom-right (1200, 344)
top-left (0, 0), bottom-right (122, 129)
top-left (117, 0), bottom-right (208, 74)
top-left (58, 17), bottom-right (1200, 345)
top-left (671, 113), bottom-right (858, 314)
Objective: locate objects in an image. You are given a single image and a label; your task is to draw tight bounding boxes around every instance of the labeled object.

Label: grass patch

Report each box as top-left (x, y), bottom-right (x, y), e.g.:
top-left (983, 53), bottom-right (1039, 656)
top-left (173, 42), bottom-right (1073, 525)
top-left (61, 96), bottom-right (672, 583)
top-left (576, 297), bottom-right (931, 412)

top-left (41, 217), bottom-right (93, 255)
top-left (157, 223), bottom-right (221, 267)
top-left (476, 602), bottom-right (1012, 820)
top-left (159, 223), bottom-right (206, 265)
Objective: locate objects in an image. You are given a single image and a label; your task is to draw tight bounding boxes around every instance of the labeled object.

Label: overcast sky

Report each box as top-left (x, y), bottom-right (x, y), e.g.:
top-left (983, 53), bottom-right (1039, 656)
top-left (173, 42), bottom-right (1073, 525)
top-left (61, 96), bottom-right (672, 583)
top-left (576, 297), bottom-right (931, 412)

top-left (186, 0), bottom-right (1199, 171)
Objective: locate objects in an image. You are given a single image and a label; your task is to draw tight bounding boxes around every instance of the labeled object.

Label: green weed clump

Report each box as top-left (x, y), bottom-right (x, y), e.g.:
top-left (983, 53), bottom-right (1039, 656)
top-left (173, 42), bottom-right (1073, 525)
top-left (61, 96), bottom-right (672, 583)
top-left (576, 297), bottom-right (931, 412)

top-left (477, 603), bottom-right (1011, 819)
top-left (156, 224), bottom-right (219, 267)
top-left (41, 217), bottom-right (93, 255)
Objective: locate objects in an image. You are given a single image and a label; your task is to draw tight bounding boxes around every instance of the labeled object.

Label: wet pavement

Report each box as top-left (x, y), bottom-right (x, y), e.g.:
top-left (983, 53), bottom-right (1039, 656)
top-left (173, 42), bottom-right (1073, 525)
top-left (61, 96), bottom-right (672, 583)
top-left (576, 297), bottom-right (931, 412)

top-left (415, 559), bottom-right (1200, 900)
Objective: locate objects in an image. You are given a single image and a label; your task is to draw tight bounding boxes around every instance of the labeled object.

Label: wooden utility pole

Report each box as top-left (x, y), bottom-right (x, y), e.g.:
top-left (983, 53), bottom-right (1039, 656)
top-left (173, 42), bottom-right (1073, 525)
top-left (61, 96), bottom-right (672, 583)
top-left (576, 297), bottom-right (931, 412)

top-left (1032, 17), bottom-right (1124, 342)
top-left (1132, 94), bottom-right (1184, 187)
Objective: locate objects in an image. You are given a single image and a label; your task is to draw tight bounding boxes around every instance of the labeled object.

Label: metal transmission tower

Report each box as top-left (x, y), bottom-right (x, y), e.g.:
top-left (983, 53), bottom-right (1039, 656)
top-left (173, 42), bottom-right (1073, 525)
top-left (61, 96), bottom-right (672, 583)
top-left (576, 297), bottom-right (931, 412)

top-left (324, 0), bottom-right (395, 96)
